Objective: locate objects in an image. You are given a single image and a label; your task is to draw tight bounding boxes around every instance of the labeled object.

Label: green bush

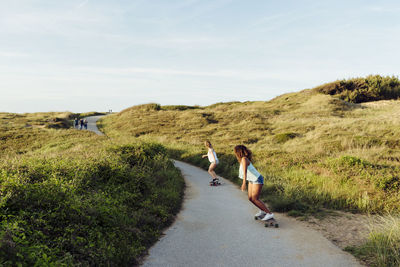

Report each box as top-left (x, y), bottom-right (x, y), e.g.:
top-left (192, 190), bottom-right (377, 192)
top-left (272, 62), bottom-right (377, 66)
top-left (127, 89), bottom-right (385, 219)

top-left (338, 155), bottom-right (370, 167)
top-left (0, 143), bottom-right (184, 266)
top-left (375, 175), bottom-right (400, 191)
top-left (273, 132), bottom-right (298, 144)
top-left (161, 105), bottom-right (200, 111)
top-left (314, 75), bottom-right (400, 103)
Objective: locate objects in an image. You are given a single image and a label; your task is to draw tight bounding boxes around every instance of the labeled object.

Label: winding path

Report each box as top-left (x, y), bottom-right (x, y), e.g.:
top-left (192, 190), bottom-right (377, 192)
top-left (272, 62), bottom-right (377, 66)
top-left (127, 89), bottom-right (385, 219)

top-left (142, 162), bottom-right (362, 267)
top-left (84, 115), bottom-right (104, 135)
top-left (85, 116), bottom-right (362, 267)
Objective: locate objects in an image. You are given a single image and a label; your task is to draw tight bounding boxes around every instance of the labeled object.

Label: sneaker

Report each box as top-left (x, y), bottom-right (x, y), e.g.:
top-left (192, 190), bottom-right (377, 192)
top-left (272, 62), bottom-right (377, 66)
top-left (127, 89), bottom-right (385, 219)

top-left (255, 210), bottom-right (266, 217)
top-left (261, 213), bottom-right (274, 221)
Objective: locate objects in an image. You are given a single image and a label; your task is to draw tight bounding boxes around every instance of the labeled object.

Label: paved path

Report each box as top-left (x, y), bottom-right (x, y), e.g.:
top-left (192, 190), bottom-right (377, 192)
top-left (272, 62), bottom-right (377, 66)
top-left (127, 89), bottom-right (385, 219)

top-left (142, 161), bottom-right (362, 267)
top-left (83, 115), bottom-right (104, 135)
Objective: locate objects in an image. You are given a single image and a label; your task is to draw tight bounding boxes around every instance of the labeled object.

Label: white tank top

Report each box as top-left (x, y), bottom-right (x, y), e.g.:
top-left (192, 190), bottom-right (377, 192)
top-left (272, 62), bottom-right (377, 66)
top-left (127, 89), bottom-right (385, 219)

top-left (207, 149), bottom-right (219, 163)
top-left (239, 162), bottom-right (261, 182)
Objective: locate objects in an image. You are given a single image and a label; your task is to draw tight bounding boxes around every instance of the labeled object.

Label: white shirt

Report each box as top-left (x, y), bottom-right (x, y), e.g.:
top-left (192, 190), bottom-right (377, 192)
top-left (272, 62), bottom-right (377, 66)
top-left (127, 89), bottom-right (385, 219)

top-left (239, 162), bottom-right (261, 182)
top-left (207, 149), bottom-right (219, 163)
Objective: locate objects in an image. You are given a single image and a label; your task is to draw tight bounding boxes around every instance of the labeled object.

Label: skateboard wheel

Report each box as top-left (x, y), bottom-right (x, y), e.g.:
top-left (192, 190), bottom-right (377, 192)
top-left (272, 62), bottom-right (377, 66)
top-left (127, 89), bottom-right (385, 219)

top-left (264, 223), bottom-right (268, 227)
top-left (254, 216), bottom-right (258, 220)
top-left (275, 224), bottom-right (279, 228)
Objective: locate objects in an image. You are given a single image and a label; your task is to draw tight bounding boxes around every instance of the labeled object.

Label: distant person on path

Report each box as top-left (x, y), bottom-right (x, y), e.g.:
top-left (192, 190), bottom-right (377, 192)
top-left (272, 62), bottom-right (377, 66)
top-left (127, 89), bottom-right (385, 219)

top-left (74, 118), bottom-right (79, 129)
top-left (79, 119), bottom-right (84, 130)
top-left (83, 119), bottom-right (88, 129)
top-left (234, 145), bottom-right (274, 221)
top-left (202, 140), bottom-right (220, 184)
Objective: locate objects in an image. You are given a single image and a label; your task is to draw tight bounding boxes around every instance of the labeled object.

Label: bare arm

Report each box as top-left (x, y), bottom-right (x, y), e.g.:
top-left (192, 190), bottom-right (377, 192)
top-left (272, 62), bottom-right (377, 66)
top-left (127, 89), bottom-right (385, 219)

top-left (202, 149), bottom-right (209, 159)
top-left (241, 157), bottom-right (248, 191)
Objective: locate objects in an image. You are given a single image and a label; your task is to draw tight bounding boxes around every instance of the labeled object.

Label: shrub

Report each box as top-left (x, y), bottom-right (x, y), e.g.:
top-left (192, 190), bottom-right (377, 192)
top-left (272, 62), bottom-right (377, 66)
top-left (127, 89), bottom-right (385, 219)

top-left (375, 175), bottom-right (400, 191)
top-left (0, 142), bottom-right (184, 266)
top-left (161, 105), bottom-right (200, 111)
top-left (273, 132), bottom-right (298, 143)
top-left (338, 155), bottom-right (370, 167)
top-left (314, 75), bottom-right (400, 103)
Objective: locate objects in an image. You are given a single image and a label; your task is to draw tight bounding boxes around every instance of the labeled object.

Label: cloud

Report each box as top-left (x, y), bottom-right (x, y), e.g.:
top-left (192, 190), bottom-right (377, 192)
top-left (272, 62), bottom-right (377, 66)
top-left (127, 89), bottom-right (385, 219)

top-left (0, 2), bottom-right (227, 51)
top-left (0, 51), bottom-right (29, 58)
top-left (0, 3), bottom-right (110, 35)
top-left (75, 66), bottom-right (299, 82)
top-left (77, 0), bottom-right (90, 9)
top-left (367, 5), bottom-right (400, 13)
top-left (90, 32), bottom-right (228, 49)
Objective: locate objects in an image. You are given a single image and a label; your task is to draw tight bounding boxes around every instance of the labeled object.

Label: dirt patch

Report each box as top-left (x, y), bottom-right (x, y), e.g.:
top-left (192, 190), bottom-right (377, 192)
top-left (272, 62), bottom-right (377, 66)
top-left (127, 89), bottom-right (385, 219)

top-left (297, 210), bottom-right (375, 249)
top-left (294, 210), bottom-right (378, 266)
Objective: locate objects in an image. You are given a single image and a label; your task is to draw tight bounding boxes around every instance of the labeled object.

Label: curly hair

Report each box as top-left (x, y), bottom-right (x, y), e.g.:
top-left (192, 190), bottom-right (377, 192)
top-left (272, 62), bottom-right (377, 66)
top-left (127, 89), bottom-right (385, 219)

top-left (234, 145), bottom-right (252, 162)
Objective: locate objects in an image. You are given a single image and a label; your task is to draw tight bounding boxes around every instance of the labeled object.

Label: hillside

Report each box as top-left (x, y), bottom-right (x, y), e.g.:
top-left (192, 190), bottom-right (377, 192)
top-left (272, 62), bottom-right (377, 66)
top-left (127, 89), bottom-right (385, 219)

top-left (100, 76), bottom-right (400, 266)
top-left (0, 112), bottom-right (184, 266)
top-left (101, 86), bottom-right (400, 214)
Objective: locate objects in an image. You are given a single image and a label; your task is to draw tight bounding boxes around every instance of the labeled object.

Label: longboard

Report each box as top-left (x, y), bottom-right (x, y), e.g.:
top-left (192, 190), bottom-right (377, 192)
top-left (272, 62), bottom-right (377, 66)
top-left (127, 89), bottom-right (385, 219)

top-left (255, 214), bottom-right (279, 228)
top-left (209, 180), bottom-right (222, 186)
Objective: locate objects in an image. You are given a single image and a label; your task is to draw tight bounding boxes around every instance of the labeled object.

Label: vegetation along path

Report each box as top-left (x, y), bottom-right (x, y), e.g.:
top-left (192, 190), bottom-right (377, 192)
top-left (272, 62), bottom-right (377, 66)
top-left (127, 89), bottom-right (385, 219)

top-left (141, 161), bottom-right (362, 267)
top-left (87, 115), bottom-right (361, 266)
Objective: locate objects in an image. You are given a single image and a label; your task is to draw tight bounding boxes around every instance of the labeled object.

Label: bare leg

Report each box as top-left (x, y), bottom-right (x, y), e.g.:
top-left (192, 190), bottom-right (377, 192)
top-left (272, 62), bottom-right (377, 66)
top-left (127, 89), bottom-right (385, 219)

top-left (248, 183), bottom-right (271, 213)
top-left (208, 163), bottom-right (218, 179)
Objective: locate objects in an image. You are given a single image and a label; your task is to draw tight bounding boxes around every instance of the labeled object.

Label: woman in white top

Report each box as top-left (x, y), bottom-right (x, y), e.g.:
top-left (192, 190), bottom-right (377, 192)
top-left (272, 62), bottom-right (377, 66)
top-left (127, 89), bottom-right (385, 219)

top-left (202, 140), bottom-right (219, 182)
top-left (234, 145), bottom-right (274, 221)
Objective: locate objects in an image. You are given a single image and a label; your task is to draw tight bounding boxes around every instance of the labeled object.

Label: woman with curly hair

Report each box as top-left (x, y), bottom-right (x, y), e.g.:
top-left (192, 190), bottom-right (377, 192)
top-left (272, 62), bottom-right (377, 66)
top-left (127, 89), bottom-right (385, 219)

top-left (234, 145), bottom-right (274, 221)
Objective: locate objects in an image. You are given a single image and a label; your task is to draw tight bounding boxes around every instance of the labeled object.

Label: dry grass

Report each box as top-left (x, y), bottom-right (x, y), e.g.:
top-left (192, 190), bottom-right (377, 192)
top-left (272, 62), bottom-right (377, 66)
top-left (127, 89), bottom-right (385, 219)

top-left (347, 215), bottom-right (400, 267)
top-left (100, 90), bottom-right (400, 214)
top-left (98, 88), bottom-right (400, 266)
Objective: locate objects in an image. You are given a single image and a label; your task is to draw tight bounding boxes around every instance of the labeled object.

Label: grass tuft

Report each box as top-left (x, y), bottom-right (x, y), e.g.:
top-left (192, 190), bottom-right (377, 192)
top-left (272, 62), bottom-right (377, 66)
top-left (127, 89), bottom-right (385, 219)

top-left (347, 215), bottom-right (400, 267)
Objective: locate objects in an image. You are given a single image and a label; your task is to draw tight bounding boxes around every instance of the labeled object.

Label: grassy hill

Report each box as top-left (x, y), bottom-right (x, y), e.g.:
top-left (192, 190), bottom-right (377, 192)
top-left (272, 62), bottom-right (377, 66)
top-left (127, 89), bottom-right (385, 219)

top-left (2, 75), bottom-right (400, 266)
top-left (99, 75), bottom-right (400, 266)
top-left (101, 77), bottom-right (400, 215)
top-left (0, 112), bottom-right (184, 266)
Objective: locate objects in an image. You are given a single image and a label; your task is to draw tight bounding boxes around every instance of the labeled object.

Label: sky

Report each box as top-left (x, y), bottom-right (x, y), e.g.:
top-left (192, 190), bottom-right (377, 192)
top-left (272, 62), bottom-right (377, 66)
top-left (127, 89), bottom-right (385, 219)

top-left (1, 0), bottom-right (399, 113)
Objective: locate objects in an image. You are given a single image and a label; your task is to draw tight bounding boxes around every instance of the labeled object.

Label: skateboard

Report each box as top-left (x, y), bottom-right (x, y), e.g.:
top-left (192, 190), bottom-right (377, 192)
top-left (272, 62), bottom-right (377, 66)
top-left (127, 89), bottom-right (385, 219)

top-left (209, 179), bottom-right (222, 186)
top-left (254, 214), bottom-right (279, 228)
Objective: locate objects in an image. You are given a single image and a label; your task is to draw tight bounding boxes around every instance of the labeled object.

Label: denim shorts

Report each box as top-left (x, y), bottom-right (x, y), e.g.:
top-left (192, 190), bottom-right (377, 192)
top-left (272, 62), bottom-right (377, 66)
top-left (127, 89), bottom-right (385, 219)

top-left (249, 175), bottom-right (264, 185)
